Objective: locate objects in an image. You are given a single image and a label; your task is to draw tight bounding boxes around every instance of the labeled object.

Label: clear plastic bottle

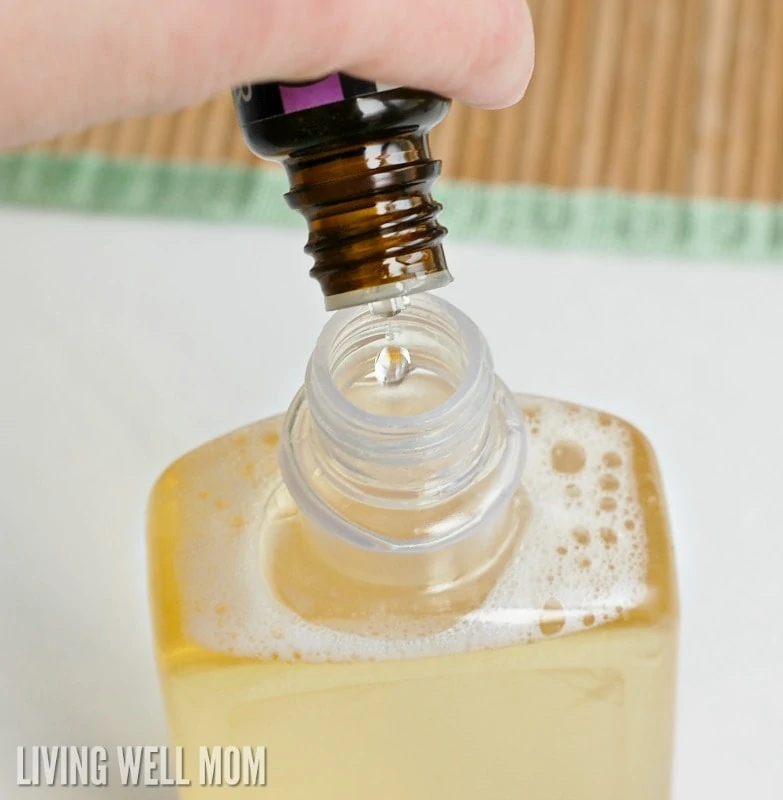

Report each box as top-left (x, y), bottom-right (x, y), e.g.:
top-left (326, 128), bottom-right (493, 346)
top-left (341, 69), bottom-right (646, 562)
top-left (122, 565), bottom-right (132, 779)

top-left (149, 295), bottom-right (678, 798)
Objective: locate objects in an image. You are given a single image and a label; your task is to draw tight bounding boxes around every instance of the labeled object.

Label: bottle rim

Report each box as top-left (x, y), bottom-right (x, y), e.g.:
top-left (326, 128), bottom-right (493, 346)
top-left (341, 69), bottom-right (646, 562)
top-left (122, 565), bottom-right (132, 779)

top-left (308, 293), bottom-right (487, 434)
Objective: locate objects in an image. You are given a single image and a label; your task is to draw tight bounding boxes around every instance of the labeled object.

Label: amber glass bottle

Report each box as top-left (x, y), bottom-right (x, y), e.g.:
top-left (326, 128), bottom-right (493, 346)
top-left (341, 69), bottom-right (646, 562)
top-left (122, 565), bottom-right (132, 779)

top-left (233, 75), bottom-right (452, 310)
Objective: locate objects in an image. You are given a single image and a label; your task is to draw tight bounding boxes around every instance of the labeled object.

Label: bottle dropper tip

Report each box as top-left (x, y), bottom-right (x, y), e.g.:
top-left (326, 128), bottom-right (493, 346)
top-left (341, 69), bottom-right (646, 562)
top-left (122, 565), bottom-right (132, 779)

top-left (368, 296), bottom-right (411, 318)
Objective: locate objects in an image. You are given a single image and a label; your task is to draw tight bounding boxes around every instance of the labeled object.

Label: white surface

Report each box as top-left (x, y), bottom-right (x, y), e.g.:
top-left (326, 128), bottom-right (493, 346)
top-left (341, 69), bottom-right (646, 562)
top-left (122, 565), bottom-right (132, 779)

top-left (1, 208), bottom-right (782, 798)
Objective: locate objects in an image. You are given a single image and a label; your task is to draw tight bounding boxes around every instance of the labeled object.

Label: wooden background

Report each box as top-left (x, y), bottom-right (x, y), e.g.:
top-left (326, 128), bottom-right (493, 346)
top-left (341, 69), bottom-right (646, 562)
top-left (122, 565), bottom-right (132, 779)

top-left (24, 0), bottom-right (783, 202)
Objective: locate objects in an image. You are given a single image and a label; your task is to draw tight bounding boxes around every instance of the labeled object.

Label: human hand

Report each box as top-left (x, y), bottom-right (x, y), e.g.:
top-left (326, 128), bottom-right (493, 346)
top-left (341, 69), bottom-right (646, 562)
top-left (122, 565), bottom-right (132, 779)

top-left (0, 0), bottom-right (534, 150)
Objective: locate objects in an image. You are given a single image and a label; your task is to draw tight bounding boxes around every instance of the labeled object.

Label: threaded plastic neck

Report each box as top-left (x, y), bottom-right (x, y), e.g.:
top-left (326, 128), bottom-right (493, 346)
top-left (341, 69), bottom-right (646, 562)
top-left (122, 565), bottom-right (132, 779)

top-left (279, 295), bottom-right (527, 554)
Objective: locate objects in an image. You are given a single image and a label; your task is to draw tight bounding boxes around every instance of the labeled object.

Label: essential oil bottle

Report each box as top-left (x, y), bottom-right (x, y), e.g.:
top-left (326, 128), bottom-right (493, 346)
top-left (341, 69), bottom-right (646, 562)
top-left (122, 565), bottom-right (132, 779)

top-left (148, 75), bottom-right (678, 798)
top-left (232, 75), bottom-right (452, 311)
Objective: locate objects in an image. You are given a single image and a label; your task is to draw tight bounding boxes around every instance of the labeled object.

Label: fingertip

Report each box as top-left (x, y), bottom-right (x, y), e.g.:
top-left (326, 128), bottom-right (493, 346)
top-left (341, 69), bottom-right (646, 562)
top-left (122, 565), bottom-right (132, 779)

top-left (457, 0), bottom-right (535, 110)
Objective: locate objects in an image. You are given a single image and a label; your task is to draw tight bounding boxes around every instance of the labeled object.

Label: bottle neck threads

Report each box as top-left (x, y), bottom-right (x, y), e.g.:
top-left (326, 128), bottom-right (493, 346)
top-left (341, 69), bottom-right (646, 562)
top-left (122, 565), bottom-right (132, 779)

top-left (279, 295), bottom-right (527, 569)
top-left (285, 129), bottom-right (451, 310)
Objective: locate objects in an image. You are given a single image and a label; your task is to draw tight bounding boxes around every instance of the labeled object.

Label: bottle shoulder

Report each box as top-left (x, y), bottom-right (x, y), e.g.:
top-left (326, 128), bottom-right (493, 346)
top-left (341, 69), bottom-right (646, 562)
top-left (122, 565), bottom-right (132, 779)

top-left (149, 395), bottom-right (677, 667)
top-left (237, 88), bottom-right (450, 160)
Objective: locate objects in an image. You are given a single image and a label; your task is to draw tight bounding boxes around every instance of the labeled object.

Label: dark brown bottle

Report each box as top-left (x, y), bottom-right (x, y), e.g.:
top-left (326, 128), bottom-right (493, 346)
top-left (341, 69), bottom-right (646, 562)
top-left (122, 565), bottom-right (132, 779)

top-left (233, 75), bottom-right (452, 311)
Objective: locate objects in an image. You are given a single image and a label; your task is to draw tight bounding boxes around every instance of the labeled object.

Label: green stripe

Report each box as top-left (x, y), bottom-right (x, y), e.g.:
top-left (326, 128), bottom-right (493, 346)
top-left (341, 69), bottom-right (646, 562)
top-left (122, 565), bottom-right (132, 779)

top-left (2, 151), bottom-right (783, 261)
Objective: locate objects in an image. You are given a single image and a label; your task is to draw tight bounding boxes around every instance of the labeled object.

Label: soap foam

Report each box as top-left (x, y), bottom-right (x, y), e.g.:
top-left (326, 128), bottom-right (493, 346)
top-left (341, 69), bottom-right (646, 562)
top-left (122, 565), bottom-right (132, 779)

top-left (178, 398), bottom-right (648, 663)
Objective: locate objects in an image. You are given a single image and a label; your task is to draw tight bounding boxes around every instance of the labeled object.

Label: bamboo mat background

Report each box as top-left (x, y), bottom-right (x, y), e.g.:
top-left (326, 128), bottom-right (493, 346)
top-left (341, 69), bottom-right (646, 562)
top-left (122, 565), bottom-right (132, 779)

top-left (20, 0), bottom-right (783, 204)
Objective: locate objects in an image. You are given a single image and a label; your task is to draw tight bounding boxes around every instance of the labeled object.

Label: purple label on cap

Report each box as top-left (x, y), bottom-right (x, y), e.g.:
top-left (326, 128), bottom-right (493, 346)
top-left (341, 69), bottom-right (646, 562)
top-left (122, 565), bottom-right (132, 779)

top-left (234, 74), bottom-right (399, 125)
top-left (279, 74), bottom-right (345, 114)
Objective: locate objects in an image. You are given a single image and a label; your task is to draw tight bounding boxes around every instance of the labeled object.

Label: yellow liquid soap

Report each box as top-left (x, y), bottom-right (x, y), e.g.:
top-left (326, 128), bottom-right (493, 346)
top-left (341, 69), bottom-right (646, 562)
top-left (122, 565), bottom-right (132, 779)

top-left (149, 397), bottom-right (677, 799)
